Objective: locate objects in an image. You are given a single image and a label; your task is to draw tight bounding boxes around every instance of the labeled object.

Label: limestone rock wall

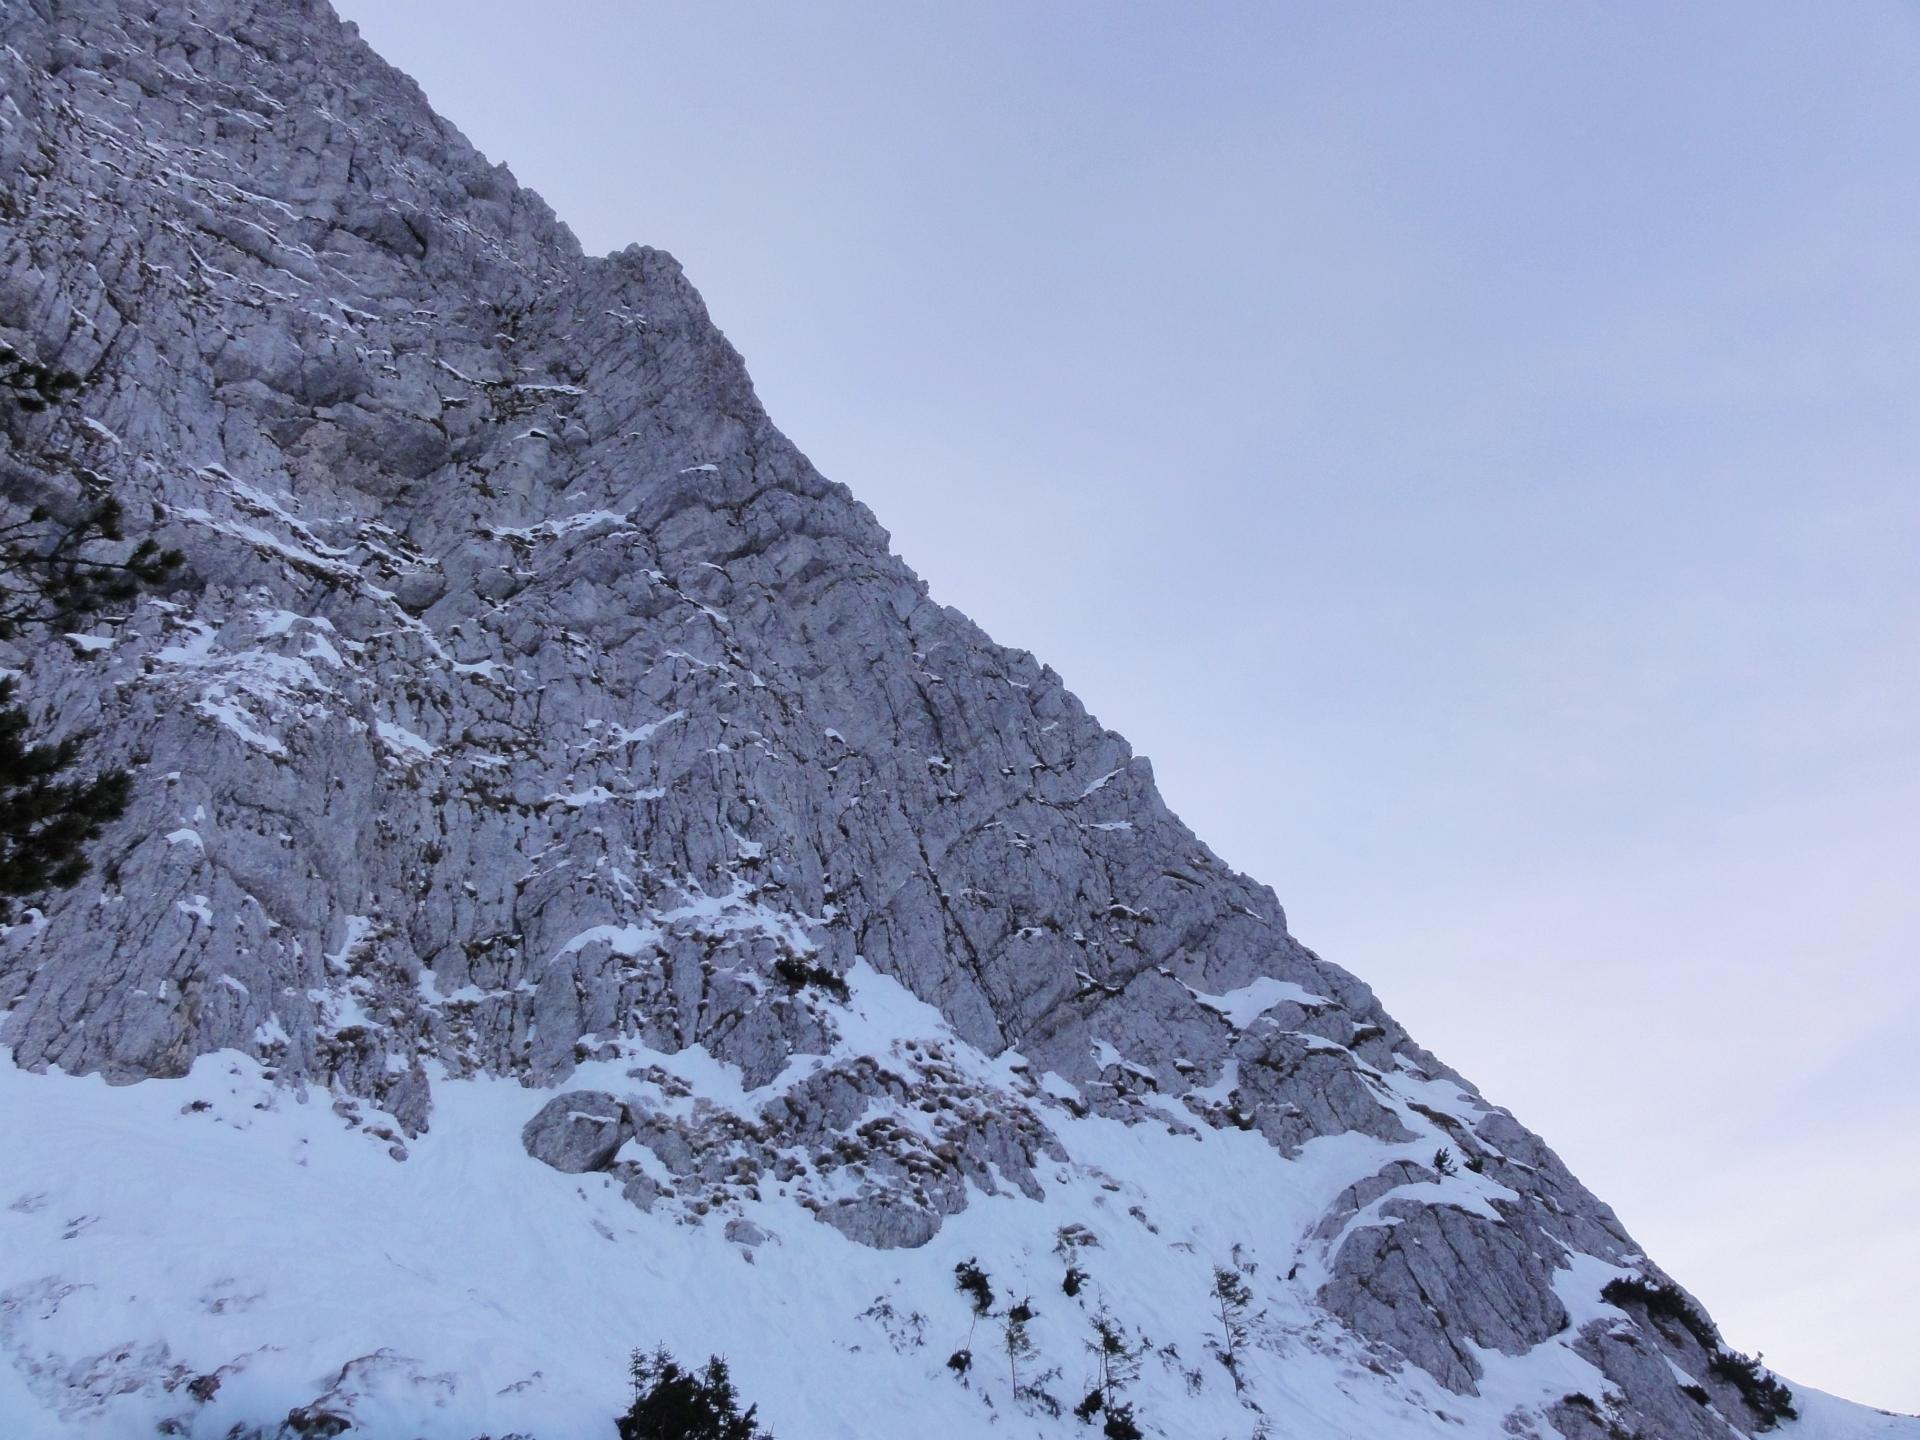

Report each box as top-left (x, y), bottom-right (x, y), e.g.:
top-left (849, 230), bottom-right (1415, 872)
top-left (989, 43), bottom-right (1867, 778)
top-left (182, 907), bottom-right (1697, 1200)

top-left (0, 5), bottom-right (1797, 1436)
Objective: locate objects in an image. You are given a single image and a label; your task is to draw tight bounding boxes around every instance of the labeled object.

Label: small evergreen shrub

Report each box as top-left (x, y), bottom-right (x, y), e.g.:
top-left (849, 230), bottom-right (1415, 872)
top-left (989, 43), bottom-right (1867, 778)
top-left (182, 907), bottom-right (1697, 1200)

top-left (1600, 1277), bottom-right (1795, 1429)
top-left (1599, 1277), bottom-right (1717, 1352)
top-left (1708, 1350), bottom-right (1797, 1429)
top-left (1431, 1147), bottom-right (1457, 1178)
top-left (772, 956), bottom-right (849, 1000)
top-left (616, 1348), bottom-right (771, 1440)
top-left (1063, 1263), bottom-right (1087, 1297)
top-left (1102, 1402), bottom-right (1144, 1440)
top-left (1681, 1383), bottom-right (1711, 1406)
top-left (1020, 1383), bottom-right (1062, 1418)
top-left (954, 1259), bottom-right (994, 1316)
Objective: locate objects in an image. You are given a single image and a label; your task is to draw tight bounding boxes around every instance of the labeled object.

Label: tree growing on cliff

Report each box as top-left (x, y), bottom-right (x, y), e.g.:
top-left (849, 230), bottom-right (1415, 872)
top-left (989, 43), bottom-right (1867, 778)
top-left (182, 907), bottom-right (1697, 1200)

top-left (0, 350), bottom-right (180, 918)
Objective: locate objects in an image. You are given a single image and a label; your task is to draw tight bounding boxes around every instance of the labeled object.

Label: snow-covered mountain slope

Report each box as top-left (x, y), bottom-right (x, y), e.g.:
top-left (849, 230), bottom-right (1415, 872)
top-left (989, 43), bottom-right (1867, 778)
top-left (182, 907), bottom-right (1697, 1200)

top-left (0, 979), bottom-right (1907, 1440)
top-left (0, 2), bottom-right (1911, 1436)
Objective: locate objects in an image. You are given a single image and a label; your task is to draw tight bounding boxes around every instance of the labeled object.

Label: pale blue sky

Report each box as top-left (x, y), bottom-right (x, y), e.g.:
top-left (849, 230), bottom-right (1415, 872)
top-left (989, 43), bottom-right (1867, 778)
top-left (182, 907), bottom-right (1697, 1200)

top-left (335, 1), bottom-right (1920, 1408)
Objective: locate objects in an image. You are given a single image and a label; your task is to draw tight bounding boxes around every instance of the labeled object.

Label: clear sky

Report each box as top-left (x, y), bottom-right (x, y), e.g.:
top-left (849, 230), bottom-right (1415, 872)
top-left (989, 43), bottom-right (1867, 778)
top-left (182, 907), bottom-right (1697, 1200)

top-left (333, 1), bottom-right (1920, 1410)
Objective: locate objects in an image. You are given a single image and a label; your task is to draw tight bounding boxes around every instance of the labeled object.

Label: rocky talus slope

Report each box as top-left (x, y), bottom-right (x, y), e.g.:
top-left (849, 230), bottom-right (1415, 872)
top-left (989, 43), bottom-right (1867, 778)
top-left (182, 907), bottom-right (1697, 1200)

top-left (0, 3), bottom-right (1910, 1437)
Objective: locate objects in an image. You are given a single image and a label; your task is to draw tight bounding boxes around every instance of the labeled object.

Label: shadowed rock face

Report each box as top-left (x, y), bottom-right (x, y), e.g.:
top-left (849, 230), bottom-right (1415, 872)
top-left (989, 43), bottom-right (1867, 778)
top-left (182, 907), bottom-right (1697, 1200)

top-left (0, 4), bottom-right (1799, 1436)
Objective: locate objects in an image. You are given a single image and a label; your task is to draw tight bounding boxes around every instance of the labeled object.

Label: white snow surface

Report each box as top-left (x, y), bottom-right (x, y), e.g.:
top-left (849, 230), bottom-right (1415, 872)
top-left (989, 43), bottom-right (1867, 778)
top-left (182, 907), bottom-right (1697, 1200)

top-left (2, 965), bottom-right (1908, 1438)
top-left (1188, 975), bottom-right (1332, 1027)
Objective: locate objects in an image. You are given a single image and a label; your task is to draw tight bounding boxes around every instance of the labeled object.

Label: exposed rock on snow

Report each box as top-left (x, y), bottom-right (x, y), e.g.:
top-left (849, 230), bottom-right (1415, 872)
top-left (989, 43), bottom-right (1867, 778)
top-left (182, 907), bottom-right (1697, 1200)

top-left (521, 1090), bottom-right (631, 1174)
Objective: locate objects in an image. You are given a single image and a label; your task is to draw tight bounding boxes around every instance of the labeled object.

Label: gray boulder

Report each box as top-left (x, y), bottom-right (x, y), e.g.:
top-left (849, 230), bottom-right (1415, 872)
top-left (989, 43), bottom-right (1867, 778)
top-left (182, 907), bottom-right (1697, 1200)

top-left (521, 1092), bottom-right (631, 1173)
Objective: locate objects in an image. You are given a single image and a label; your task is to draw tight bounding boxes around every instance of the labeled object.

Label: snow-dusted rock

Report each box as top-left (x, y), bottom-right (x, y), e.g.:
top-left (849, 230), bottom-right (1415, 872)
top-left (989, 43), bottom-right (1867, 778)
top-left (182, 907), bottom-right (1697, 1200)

top-left (521, 1091), bottom-right (630, 1174)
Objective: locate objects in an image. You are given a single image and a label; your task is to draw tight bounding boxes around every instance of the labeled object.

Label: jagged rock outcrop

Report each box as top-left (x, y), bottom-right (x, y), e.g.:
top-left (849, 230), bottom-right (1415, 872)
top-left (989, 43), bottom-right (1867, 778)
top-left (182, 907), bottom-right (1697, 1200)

top-left (0, 4), bottom-right (1861, 1437)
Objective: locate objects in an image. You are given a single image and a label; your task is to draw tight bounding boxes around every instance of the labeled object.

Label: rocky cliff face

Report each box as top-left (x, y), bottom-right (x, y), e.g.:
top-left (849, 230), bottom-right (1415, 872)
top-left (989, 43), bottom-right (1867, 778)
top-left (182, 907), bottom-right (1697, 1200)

top-left (0, 4), bottom-right (1896, 1438)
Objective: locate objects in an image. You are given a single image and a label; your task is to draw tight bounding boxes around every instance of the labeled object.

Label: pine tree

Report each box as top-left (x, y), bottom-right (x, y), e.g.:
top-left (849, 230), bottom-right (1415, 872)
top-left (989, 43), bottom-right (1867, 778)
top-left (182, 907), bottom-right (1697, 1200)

top-left (949, 1258), bottom-right (996, 1379)
top-left (1086, 1310), bottom-right (1139, 1414)
top-left (0, 494), bottom-right (180, 639)
top-left (0, 689), bottom-right (130, 911)
top-left (0, 371), bottom-right (181, 919)
top-left (1210, 1265), bottom-right (1255, 1393)
top-left (615, 1348), bottom-right (772, 1440)
top-left (1003, 1297), bottom-right (1035, 1396)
